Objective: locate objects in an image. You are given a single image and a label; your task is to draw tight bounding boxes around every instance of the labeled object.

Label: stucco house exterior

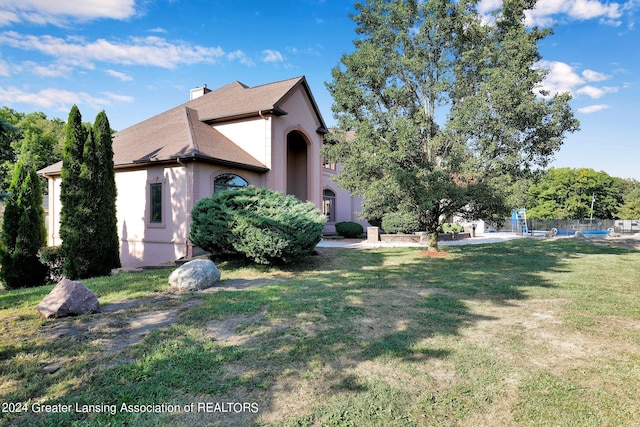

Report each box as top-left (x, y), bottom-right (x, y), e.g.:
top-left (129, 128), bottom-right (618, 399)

top-left (40, 76), bottom-right (366, 268)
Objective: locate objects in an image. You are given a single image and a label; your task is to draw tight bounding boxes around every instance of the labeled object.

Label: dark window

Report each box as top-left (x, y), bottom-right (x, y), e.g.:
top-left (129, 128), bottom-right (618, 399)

top-left (150, 183), bottom-right (163, 223)
top-left (323, 189), bottom-right (336, 222)
top-left (214, 173), bottom-right (248, 193)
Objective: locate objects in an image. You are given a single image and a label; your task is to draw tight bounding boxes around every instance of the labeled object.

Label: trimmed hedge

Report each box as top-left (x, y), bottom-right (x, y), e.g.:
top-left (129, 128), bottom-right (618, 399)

top-left (381, 211), bottom-right (421, 234)
top-left (190, 186), bottom-right (326, 264)
top-left (335, 221), bottom-right (363, 238)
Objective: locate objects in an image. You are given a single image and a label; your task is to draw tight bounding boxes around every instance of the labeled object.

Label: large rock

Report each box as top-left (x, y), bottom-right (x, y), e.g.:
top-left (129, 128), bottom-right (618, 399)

top-left (37, 278), bottom-right (99, 318)
top-left (168, 259), bottom-right (220, 291)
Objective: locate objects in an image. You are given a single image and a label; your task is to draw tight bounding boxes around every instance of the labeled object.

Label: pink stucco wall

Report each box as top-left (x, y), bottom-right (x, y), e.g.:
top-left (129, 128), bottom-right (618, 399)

top-left (321, 163), bottom-right (369, 234)
top-left (45, 83), bottom-right (366, 268)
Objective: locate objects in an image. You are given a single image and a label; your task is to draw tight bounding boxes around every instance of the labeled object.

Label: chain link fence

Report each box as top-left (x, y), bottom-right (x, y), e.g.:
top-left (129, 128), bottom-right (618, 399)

top-left (497, 219), bottom-right (640, 235)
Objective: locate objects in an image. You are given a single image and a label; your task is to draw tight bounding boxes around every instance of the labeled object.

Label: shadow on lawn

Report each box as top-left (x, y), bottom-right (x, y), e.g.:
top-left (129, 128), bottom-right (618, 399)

top-left (14, 238), bottom-right (637, 426)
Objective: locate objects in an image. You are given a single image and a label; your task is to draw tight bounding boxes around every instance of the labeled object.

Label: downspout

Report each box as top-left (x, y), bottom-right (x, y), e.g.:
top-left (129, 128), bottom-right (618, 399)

top-left (259, 110), bottom-right (270, 186)
top-left (176, 157), bottom-right (193, 259)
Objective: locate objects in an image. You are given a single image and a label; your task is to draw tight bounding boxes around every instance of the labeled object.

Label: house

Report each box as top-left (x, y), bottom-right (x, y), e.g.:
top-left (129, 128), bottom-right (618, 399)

top-left (40, 76), bottom-right (367, 268)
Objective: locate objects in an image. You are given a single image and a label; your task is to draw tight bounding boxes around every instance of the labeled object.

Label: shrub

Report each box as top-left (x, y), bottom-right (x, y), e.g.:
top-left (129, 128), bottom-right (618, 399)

top-left (39, 246), bottom-right (65, 284)
top-left (440, 223), bottom-right (463, 234)
top-left (335, 221), bottom-right (363, 238)
top-left (190, 186), bottom-right (326, 264)
top-left (381, 211), bottom-right (421, 234)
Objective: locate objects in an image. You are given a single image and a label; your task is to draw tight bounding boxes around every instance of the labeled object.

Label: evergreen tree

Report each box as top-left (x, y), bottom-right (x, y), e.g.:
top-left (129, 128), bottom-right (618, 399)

top-left (93, 111), bottom-right (121, 272)
top-left (60, 105), bottom-right (89, 279)
top-left (59, 107), bottom-right (120, 279)
top-left (0, 162), bottom-right (48, 289)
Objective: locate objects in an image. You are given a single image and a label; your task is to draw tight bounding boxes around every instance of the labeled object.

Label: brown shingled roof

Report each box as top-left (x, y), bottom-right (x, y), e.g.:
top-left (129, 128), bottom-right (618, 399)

top-left (41, 76), bottom-right (327, 176)
top-left (111, 106), bottom-right (267, 170)
top-left (187, 76), bottom-right (324, 124)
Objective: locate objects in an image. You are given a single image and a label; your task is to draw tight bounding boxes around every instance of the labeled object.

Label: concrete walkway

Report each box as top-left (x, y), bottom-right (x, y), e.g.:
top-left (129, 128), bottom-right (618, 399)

top-left (316, 232), bottom-right (527, 249)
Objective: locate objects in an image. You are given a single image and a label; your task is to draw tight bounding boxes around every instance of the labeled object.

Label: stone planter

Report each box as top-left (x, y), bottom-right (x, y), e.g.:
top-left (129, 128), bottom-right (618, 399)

top-left (380, 233), bottom-right (420, 243)
top-left (437, 232), bottom-right (471, 241)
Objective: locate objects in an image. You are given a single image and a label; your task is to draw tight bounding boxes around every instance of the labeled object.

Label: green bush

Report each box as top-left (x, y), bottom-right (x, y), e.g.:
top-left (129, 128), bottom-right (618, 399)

top-left (190, 186), bottom-right (326, 264)
top-left (335, 221), bottom-right (363, 238)
top-left (439, 223), bottom-right (463, 234)
top-left (381, 212), bottom-right (421, 234)
top-left (39, 246), bottom-right (65, 284)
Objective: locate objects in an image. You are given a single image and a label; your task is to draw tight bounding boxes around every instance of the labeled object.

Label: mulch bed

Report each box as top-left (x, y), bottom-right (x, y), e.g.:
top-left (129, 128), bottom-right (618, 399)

top-left (419, 250), bottom-right (449, 257)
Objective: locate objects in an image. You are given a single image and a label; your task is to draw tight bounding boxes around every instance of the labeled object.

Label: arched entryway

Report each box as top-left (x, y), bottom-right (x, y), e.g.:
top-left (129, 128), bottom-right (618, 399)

top-left (286, 131), bottom-right (308, 201)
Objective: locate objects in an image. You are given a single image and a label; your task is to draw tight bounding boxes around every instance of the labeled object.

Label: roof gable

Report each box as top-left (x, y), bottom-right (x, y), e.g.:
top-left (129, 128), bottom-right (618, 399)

top-left (189, 76), bottom-right (327, 131)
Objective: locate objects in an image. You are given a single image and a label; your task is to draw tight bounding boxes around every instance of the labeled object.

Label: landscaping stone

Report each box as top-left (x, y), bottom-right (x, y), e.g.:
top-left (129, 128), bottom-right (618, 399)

top-left (168, 259), bottom-right (220, 291)
top-left (37, 278), bottom-right (99, 318)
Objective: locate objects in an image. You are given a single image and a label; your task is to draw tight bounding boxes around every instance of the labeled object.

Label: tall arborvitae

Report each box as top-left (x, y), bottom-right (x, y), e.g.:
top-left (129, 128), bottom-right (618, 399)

top-left (93, 111), bottom-right (121, 272)
top-left (60, 105), bottom-right (88, 279)
top-left (0, 162), bottom-right (48, 288)
top-left (60, 107), bottom-right (120, 279)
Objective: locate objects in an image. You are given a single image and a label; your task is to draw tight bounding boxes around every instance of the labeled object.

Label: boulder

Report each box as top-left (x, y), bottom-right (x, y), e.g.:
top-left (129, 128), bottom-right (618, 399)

top-left (37, 278), bottom-right (99, 319)
top-left (168, 259), bottom-right (220, 291)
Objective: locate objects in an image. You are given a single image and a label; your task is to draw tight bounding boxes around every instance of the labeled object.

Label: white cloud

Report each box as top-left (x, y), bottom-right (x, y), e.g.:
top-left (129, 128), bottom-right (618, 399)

top-left (0, 85), bottom-right (131, 112)
top-left (535, 60), bottom-right (585, 96)
top-left (0, 0), bottom-right (136, 26)
top-left (262, 49), bottom-right (284, 63)
top-left (535, 60), bottom-right (619, 100)
top-left (577, 104), bottom-right (610, 113)
top-left (582, 69), bottom-right (610, 82)
top-left (226, 50), bottom-right (255, 66)
top-left (478, 0), bottom-right (627, 27)
top-left (526, 0), bottom-right (624, 26)
top-left (477, 0), bottom-right (503, 16)
top-left (576, 85), bottom-right (619, 98)
top-left (106, 69), bottom-right (133, 81)
top-left (569, 0), bottom-right (622, 20)
top-left (0, 58), bottom-right (9, 77)
top-left (101, 92), bottom-right (134, 103)
top-left (0, 31), bottom-right (226, 69)
top-left (25, 61), bottom-right (73, 77)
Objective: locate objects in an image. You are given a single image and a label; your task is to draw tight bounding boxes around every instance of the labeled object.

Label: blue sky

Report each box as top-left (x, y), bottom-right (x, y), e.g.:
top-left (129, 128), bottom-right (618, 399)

top-left (0, 0), bottom-right (638, 180)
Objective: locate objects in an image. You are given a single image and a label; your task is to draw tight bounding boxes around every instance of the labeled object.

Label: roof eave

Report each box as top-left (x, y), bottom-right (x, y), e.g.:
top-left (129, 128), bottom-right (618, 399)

top-left (132, 154), bottom-right (268, 172)
top-left (200, 107), bottom-right (287, 124)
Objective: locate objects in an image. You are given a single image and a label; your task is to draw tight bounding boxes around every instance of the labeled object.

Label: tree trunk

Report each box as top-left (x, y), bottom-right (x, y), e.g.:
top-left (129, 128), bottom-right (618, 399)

top-left (429, 231), bottom-right (439, 251)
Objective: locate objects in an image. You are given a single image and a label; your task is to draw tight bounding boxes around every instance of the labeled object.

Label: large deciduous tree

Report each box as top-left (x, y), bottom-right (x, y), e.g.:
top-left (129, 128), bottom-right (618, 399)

top-left (525, 167), bottom-right (624, 219)
top-left (617, 179), bottom-right (640, 219)
top-left (324, 0), bottom-right (579, 248)
top-left (0, 107), bottom-right (65, 192)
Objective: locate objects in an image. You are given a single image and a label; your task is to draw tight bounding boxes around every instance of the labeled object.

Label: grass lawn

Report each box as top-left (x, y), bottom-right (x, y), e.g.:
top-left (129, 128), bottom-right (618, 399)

top-left (1, 238), bottom-right (639, 426)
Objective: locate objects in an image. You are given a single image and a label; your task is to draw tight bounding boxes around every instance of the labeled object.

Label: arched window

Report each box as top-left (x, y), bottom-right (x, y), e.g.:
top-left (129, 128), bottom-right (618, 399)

top-left (323, 189), bottom-right (336, 223)
top-left (214, 173), bottom-right (248, 193)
